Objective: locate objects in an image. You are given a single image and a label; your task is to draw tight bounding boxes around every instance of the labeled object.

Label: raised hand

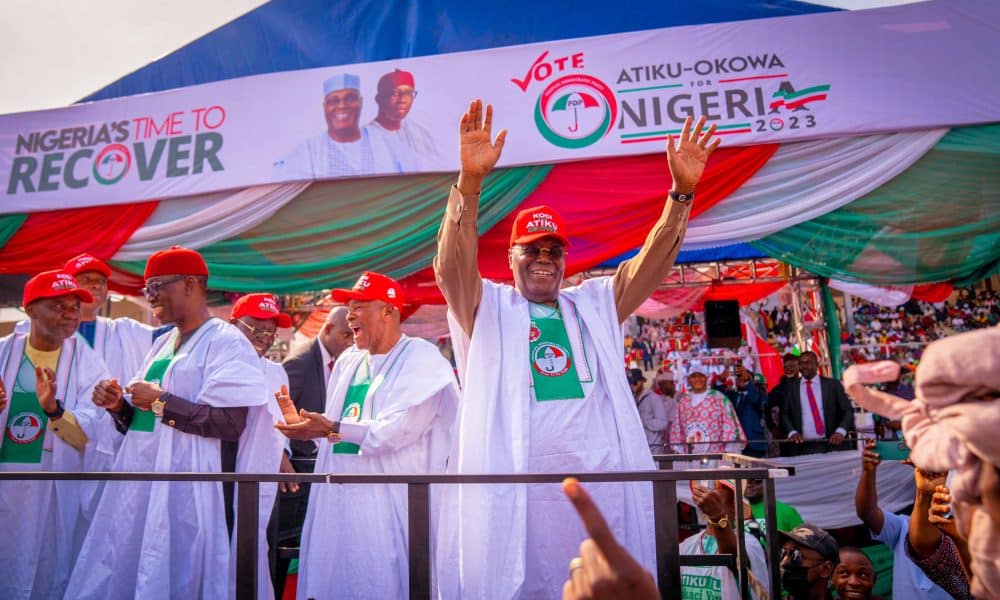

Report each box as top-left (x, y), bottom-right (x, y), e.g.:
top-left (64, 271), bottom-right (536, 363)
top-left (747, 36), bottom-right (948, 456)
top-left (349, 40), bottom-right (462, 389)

top-left (561, 478), bottom-right (658, 600)
top-left (862, 439), bottom-right (881, 474)
top-left (666, 115), bottom-right (721, 194)
top-left (843, 361), bottom-right (900, 389)
top-left (35, 366), bottom-right (58, 414)
top-left (928, 485), bottom-right (960, 538)
top-left (457, 99), bottom-right (507, 193)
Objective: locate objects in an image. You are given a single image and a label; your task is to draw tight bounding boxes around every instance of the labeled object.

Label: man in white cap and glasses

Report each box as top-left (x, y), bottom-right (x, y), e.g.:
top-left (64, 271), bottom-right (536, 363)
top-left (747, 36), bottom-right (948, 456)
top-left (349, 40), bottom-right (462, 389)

top-left (274, 73), bottom-right (402, 179)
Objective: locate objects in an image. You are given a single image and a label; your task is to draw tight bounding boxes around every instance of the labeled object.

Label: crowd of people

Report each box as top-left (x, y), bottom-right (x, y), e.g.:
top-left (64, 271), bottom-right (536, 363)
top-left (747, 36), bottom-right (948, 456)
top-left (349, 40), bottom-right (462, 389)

top-left (1, 98), bottom-right (996, 600)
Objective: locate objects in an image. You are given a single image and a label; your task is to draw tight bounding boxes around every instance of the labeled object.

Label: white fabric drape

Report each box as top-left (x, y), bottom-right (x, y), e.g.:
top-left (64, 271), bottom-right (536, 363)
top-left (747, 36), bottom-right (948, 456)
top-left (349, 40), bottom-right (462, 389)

top-left (112, 182), bottom-right (309, 260)
top-left (828, 279), bottom-right (914, 307)
top-left (681, 129), bottom-right (947, 250)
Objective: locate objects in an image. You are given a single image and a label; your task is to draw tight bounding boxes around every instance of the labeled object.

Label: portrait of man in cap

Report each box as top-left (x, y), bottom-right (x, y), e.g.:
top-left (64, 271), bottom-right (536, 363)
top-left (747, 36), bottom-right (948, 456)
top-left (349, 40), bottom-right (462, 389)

top-left (273, 72), bottom-right (404, 180)
top-left (366, 68), bottom-right (438, 170)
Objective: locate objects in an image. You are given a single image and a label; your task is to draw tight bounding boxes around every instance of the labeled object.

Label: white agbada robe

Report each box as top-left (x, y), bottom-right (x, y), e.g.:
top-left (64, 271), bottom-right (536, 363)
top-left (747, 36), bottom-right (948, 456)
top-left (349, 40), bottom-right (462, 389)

top-left (273, 125), bottom-right (403, 180)
top-left (297, 336), bottom-right (458, 600)
top-left (0, 332), bottom-right (114, 600)
top-left (366, 118), bottom-right (438, 171)
top-left (229, 357), bottom-right (289, 600)
top-left (437, 278), bottom-right (656, 599)
top-left (15, 316), bottom-right (155, 385)
top-left (66, 319), bottom-right (266, 600)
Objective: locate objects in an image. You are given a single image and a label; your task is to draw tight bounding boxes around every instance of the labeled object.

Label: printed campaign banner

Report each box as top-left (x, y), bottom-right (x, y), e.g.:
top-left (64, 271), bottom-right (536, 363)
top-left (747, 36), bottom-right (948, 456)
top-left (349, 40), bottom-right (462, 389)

top-left (1, 0), bottom-right (997, 214)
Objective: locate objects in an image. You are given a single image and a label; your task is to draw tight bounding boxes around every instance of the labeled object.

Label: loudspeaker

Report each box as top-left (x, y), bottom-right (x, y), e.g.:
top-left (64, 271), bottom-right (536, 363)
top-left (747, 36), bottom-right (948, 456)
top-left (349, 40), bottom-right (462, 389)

top-left (704, 300), bottom-right (742, 349)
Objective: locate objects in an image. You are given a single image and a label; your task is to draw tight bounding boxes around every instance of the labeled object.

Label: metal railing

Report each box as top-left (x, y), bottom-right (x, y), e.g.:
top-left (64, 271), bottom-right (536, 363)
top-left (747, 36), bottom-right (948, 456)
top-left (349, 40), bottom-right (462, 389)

top-left (1, 453), bottom-right (793, 600)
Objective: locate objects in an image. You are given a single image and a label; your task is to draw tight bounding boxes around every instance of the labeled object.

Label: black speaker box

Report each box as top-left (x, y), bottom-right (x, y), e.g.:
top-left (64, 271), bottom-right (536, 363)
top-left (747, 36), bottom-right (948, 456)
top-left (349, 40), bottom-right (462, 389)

top-left (704, 300), bottom-right (742, 349)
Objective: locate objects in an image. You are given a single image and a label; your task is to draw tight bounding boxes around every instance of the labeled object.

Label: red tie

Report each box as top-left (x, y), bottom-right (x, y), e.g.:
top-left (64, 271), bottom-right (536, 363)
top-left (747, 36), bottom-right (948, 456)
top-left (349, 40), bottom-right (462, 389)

top-left (805, 379), bottom-right (825, 437)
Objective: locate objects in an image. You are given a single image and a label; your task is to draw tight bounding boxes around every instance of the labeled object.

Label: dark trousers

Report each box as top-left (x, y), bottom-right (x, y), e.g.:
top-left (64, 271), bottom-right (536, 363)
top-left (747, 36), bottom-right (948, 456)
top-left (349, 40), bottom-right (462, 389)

top-left (269, 456), bottom-right (315, 599)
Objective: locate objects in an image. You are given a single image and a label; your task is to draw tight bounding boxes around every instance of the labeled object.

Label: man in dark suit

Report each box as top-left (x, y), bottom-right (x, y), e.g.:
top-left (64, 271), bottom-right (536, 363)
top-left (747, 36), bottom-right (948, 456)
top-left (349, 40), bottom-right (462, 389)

top-left (768, 353), bottom-right (799, 456)
top-left (781, 351), bottom-right (855, 455)
top-left (271, 306), bottom-right (352, 597)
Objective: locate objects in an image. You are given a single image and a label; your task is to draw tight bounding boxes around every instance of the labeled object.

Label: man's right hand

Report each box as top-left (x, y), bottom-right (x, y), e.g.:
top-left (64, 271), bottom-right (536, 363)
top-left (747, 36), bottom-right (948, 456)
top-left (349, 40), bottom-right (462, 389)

top-left (457, 99), bottom-right (507, 195)
top-left (92, 378), bottom-right (124, 412)
top-left (789, 432), bottom-right (804, 444)
top-left (862, 439), bottom-right (881, 474)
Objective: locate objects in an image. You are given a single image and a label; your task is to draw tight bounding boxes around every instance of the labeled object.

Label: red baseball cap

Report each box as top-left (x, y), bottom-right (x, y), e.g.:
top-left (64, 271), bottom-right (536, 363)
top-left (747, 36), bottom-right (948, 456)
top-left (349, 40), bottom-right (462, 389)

top-left (230, 293), bottom-right (293, 328)
top-left (23, 270), bottom-right (94, 307)
top-left (64, 253), bottom-right (112, 278)
top-left (330, 272), bottom-right (405, 312)
top-left (144, 245), bottom-right (209, 279)
top-left (509, 205), bottom-right (570, 247)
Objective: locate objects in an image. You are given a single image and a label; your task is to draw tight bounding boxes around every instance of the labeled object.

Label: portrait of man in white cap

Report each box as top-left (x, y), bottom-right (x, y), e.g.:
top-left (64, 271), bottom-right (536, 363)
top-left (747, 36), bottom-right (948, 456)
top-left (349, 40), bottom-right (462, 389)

top-left (273, 72), bottom-right (404, 180)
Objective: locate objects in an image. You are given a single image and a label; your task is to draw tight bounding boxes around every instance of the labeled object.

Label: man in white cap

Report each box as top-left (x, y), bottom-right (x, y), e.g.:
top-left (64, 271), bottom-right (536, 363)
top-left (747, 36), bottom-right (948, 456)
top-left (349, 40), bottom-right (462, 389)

top-left (668, 361), bottom-right (746, 454)
top-left (0, 270), bottom-right (114, 600)
top-left (274, 73), bottom-right (402, 179)
top-left (277, 271), bottom-right (458, 599)
top-left (434, 99), bottom-right (720, 597)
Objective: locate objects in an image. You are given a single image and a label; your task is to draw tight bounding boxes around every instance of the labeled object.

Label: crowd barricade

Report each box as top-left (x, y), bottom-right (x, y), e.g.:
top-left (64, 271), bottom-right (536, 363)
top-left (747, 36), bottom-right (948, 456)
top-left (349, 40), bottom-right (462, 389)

top-left (1, 453), bottom-right (793, 600)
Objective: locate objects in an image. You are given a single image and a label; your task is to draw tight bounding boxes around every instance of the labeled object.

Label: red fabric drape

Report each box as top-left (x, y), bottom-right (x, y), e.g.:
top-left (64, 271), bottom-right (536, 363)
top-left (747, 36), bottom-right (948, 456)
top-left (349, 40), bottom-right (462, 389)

top-left (651, 281), bottom-right (786, 311)
top-left (0, 202), bottom-right (158, 273)
top-left (911, 282), bottom-right (954, 303)
top-left (400, 144), bottom-right (778, 303)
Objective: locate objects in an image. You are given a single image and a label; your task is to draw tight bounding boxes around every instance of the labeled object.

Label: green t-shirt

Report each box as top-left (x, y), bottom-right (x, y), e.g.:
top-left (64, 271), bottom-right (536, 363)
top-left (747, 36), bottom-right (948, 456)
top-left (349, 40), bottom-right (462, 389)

top-left (750, 499), bottom-right (804, 532)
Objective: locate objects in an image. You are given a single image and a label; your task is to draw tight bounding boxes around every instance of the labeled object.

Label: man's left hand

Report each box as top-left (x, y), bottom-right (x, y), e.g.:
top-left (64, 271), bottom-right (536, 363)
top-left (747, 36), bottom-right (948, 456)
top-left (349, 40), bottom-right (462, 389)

top-left (275, 409), bottom-right (336, 441)
top-left (828, 431), bottom-right (845, 446)
top-left (666, 115), bottom-right (721, 194)
top-left (34, 367), bottom-right (58, 414)
top-left (126, 381), bottom-right (164, 410)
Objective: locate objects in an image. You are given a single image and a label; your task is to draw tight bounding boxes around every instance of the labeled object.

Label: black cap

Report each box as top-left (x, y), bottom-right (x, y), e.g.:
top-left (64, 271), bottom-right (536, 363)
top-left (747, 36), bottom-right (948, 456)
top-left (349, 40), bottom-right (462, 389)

top-left (628, 368), bottom-right (647, 385)
top-left (779, 524), bottom-right (839, 563)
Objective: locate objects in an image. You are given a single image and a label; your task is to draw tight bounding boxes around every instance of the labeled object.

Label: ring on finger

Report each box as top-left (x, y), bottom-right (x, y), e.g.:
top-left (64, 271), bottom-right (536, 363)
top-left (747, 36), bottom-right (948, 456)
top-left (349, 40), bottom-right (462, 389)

top-left (569, 557), bottom-right (584, 573)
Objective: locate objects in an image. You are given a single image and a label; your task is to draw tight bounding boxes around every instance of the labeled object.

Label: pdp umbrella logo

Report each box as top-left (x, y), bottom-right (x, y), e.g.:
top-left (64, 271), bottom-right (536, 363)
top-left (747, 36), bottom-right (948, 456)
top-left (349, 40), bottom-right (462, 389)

top-left (7, 412), bottom-right (43, 444)
top-left (92, 143), bottom-right (132, 185)
top-left (532, 342), bottom-right (571, 377)
top-left (535, 74), bottom-right (617, 149)
top-left (342, 402), bottom-right (362, 422)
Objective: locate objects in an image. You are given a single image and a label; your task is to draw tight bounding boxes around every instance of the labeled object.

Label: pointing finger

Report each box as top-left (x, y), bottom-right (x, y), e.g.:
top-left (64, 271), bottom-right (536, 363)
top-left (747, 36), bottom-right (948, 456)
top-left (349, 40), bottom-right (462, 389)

top-left (563, 478), bottom-right (633, 568)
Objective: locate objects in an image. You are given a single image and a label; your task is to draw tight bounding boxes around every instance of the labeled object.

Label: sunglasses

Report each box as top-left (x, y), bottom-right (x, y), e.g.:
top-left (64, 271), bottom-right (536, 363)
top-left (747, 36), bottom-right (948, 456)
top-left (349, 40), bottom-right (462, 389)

top-left (141, 275), bottom-right (187, 299)
top-left (515, 246), bottom-right (567, 260)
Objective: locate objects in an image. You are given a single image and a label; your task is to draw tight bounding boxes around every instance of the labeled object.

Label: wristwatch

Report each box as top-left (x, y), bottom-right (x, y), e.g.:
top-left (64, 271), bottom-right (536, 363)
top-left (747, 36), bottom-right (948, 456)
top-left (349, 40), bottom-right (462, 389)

top-left (669, 190), bottom-right (694, 203)
top-left (326, 421), bottom-right (342, 443)
top-left (151, 397), bottom-right (166, 417)
top-left (44, 399), bottom-right (65, 420)
top-left (707, 515), bottom-right (730, 529)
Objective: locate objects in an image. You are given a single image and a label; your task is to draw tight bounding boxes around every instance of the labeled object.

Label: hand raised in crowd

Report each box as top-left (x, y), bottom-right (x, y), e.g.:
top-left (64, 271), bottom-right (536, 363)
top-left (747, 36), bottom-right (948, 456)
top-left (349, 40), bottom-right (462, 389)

top-left (275, 409), bottom-right (336, 441)
top-left (908, 460), bottom-right (947, 495)
top-left (457, 99), bottom-right (507, 194)
top-left (862, 439), bottom-right (881, 474)
top-left (92, 378), bottom-right (124, 411)
top-left (278, 453), bottom-right (300, 493)
top-left (665, 115), bottom-right (721, 195)
top-left (0, 378), bottom-right (7, 413)
top-left (34, 366), bottom-right (58, 414)
top-left (928, 485), bottom-right (960, 539)
top-left (561, 478), bottom-right (658, 600)
top-left (127, 380), bottom-right (164, 410)
top-left (691, 482), bottom-right (727, 520)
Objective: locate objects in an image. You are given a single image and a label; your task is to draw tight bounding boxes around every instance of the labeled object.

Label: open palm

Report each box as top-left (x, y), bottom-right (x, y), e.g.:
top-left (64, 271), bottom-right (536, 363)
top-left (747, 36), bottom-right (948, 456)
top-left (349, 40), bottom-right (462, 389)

top-left (666, 116), bottom-right (721, 193)
top-left (459, 99), bottom-right (507, 178)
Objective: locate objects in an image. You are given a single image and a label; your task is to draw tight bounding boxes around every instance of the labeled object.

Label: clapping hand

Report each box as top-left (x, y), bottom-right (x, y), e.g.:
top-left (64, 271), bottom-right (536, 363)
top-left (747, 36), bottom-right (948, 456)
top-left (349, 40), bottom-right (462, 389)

top-left (275, 409), bottom-right (336, 441)
top-left (34, 366), bottom-right (58, 414)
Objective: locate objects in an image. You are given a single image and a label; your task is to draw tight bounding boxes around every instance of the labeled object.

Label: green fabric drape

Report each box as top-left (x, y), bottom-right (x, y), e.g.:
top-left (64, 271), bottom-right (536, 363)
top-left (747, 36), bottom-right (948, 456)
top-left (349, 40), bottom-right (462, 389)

top-left (111, 166), bottom-right (550, 292)
top-left (751, 124), bottom-right (1000, 285)
top-left (820, 280), bottom-right (843, 380)
top-left (0, 214), bottom-right (28, 248)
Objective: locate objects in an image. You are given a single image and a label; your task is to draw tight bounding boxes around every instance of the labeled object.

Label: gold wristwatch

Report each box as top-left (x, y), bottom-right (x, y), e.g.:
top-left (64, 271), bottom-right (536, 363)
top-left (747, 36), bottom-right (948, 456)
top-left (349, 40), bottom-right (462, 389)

top-left (151, 397), bottom-right (166, 417)
top-left (707, 515), bottom-right (730, 529)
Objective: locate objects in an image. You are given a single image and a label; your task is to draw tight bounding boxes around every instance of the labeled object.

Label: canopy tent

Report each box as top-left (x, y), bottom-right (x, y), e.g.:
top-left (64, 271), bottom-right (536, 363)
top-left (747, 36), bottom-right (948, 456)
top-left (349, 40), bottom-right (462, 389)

top-left (0, 0), bottom-right (997, 312)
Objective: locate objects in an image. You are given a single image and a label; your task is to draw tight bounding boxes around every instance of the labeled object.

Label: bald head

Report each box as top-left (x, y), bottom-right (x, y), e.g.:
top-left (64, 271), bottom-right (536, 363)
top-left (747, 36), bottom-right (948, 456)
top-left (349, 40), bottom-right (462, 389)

top-left (319, 306), bottom-right (353, 359)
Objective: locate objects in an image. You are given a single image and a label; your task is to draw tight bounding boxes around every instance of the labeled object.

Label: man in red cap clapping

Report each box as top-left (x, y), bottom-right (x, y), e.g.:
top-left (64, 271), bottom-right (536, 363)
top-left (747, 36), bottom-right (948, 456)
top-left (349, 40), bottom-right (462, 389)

top-left (68, 246), bottom-right (267, 600)
top-left (434, 99), bottom-right (720, 597)
top-left (276, 271), bottom-right (458, 600)
top-left (0, 270), bottom-right (114, 600)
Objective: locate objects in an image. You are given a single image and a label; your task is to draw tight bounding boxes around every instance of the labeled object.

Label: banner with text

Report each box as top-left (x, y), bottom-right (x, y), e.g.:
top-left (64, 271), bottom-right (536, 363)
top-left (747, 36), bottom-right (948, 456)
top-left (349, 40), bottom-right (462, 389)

top-left (1, 0), bottom-right (997, 214)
